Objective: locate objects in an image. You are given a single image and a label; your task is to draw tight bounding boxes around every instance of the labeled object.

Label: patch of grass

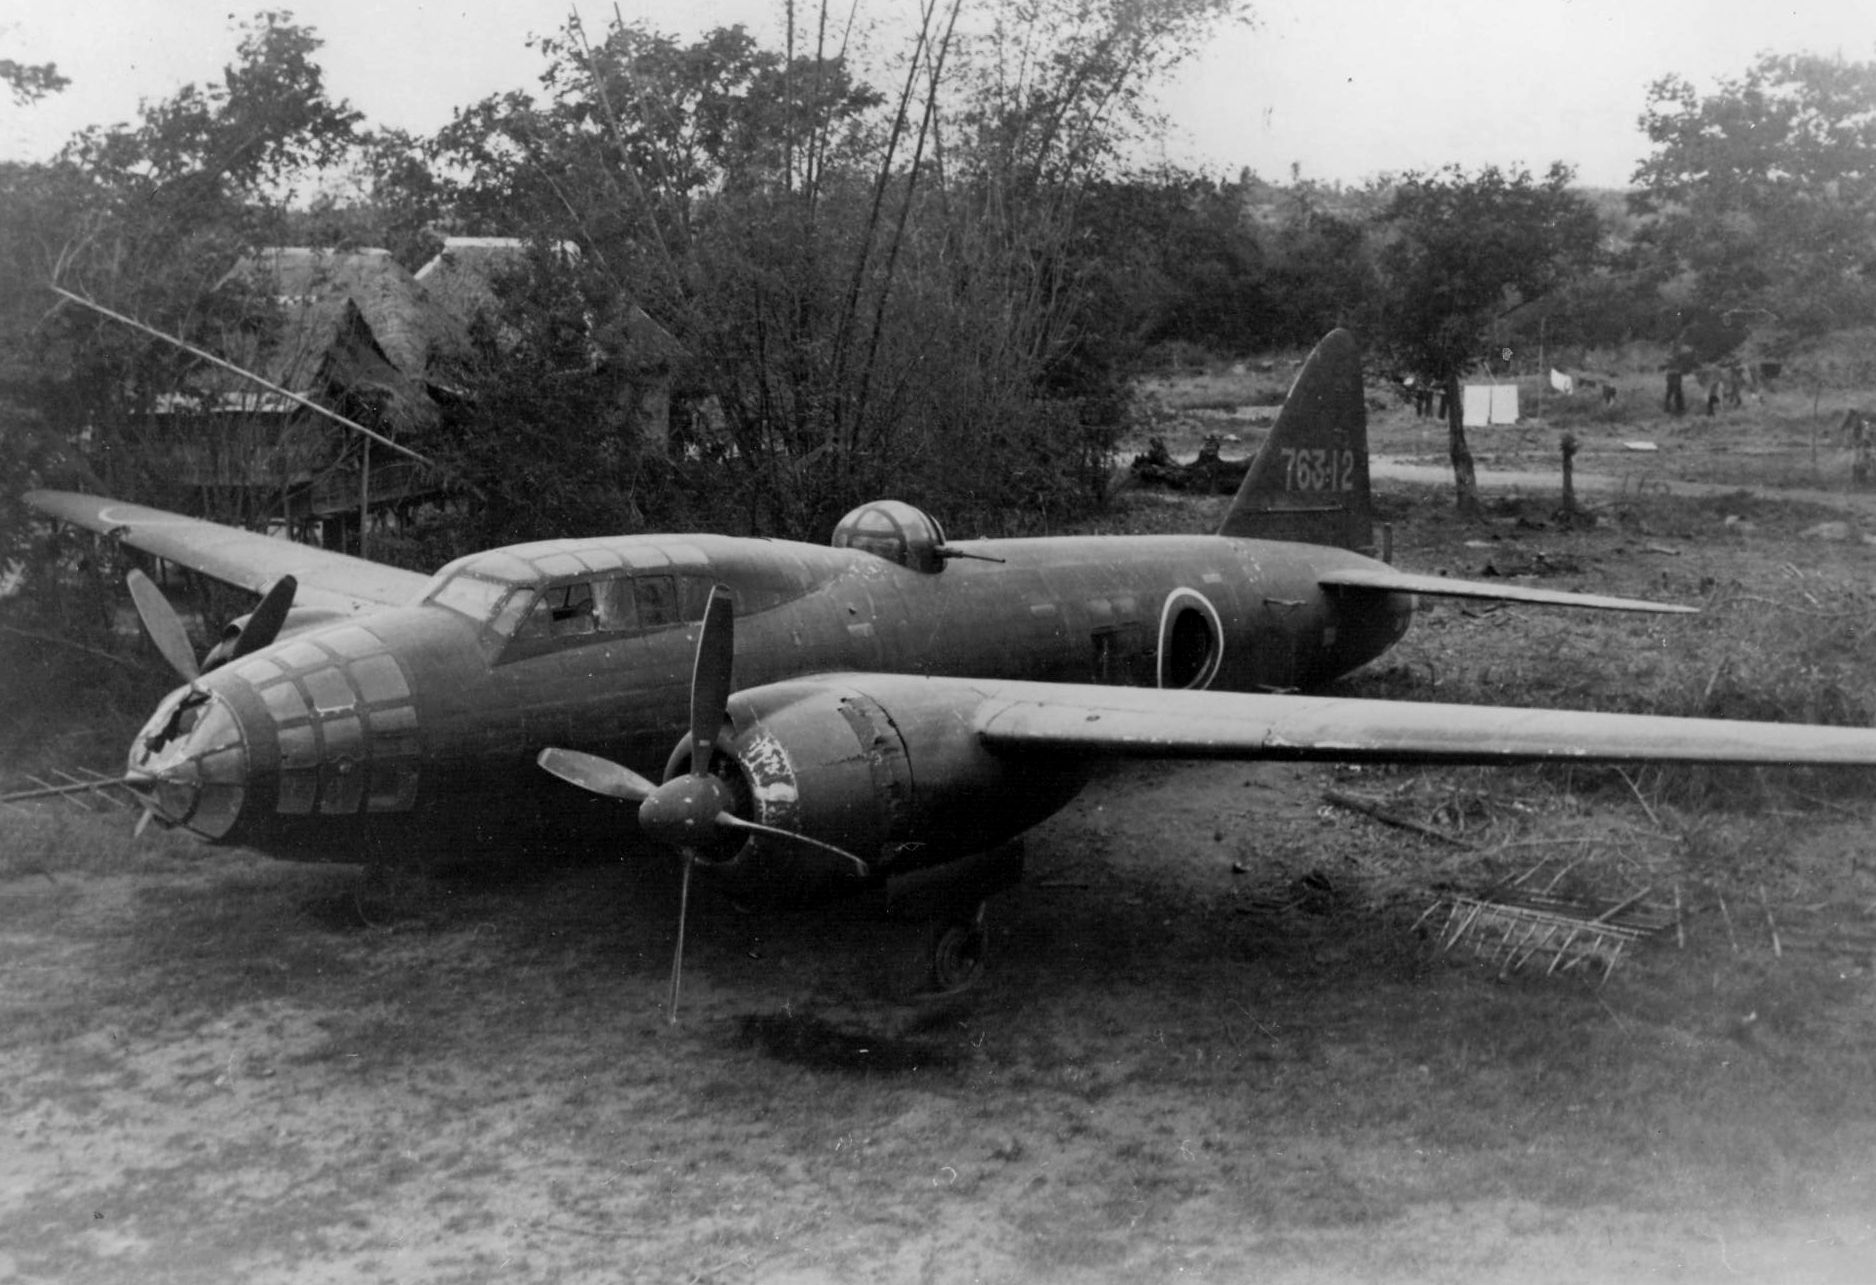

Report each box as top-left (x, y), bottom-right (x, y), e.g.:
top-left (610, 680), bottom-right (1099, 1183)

top-left (0, 807), bottom-right (199, 879)
top-left (735, 1011), bottom-right (963, 1074)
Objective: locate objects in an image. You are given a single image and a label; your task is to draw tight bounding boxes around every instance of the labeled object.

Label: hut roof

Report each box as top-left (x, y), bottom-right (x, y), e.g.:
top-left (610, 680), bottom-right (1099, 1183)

top-left (415, 237), bottom-right (685, 369)
top-left (232, 247), bottom-right (468, 381)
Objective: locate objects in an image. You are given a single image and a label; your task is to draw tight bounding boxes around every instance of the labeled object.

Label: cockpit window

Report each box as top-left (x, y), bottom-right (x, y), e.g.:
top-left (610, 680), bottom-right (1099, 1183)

top-left (635, 575), bottom-right (679, 627)
top-left (496, 573), bottom-right (727, 662)
top-left (515, 582), bottom-right (598, 640)
top-left (425, 573), bottom-right (513, 625)
top-left (488, 588), bottom-right (534, 640)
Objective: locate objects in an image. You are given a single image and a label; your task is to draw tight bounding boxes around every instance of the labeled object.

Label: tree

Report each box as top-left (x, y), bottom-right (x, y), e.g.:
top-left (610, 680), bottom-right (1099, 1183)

top-left (1368, 164), bottom-right (1600, 515)
top-left (421, 2), bottom-right (1244, 541)
top-left (1632, 52), bottom-right (1876, 335)
top-left (1262, 179), bottom-right (1377, 349)
top-left (1077, 171), bottom-right (1273, 356)
top-left (2, 11), bottom-right (362, 528)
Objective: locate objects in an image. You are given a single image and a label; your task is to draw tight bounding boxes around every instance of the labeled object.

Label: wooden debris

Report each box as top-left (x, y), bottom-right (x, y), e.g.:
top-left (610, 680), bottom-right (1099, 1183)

top-left (1321, 789), bottom-right (1474, 848)
top-left (1718, 893), bottom-right (1740, 954)
top-left (1759, 884), bottom-right (1783, 958)
top-left (1416, 884), bottom-right (1674, 983)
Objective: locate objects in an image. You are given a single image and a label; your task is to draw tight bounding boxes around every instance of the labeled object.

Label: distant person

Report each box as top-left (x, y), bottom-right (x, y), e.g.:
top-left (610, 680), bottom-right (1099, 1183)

top-left (1845, 410), bottom-right (1873, 485)
top-left (1664, 369), bottom-right (1685, 416)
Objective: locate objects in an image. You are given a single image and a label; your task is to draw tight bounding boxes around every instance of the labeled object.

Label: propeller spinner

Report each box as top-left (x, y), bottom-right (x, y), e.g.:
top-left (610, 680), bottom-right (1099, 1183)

top-left (536, 584), bottom-right (869, 1022)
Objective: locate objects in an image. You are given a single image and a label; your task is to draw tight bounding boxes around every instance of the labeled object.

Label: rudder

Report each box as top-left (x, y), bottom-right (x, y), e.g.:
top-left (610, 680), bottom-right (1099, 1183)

top-left (1217, 329), bottom-right (1373, 552)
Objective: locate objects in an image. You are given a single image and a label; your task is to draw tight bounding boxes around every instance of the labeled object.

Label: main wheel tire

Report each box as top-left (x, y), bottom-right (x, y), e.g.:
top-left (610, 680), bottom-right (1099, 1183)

top-left (927, 904), bottom-right (988, 995)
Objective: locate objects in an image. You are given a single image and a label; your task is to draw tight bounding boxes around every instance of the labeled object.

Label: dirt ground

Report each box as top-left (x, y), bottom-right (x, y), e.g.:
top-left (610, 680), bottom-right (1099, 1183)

top-left (7, 377), bottom-right (1876, 1283)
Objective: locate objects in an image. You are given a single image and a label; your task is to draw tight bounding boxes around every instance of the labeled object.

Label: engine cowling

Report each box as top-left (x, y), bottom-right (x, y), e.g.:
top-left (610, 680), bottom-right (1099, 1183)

top-left (701, 675), bottom-right (1090, 897)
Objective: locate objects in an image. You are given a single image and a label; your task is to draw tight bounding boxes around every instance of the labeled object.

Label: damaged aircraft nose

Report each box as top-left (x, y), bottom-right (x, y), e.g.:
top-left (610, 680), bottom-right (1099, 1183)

top-left (126, 686), bottom-right (250, 838)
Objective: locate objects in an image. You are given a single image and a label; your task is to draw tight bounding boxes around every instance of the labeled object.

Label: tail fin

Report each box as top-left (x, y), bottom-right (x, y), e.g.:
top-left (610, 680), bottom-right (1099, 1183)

top-left (1217, 328), bottom-right (1374, 553)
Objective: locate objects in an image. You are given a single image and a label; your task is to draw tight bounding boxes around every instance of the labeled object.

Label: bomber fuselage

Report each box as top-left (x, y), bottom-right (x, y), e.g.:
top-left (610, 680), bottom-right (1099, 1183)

top-left (128, 525), bottom-right (1412, 858)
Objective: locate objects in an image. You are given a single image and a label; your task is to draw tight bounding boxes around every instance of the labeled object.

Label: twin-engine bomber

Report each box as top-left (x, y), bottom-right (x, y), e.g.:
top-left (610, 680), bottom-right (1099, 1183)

top-left (21, 330), bottom-right (1876, 1003)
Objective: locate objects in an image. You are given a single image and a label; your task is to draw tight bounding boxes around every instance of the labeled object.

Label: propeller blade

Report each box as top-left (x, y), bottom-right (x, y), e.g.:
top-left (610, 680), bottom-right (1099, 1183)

top-left (535, 747), bottom-right (657, 803)
top-left (126, 569), bottom-right (200, 682)
top-left (687, 585), bottom-right (735, 776)
top-left (668, 853), bottom-right (696, 1025)
top-left (714, 813), bottom-right (872, 877)
top-left (227, 574), bottom-right (297, 663)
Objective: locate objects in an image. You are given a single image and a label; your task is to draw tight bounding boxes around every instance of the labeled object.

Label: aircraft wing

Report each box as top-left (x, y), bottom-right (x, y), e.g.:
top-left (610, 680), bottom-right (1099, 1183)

top-left (23, 489), bottom-right (429, 620)
top-left (1317, 566), bottom-right (1697, 614)
top-left (954, 678), bottom-right (1876, 767)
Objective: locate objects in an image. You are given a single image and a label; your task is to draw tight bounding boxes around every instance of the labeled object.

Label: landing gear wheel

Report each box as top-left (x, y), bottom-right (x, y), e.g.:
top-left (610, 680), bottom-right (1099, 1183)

top-left (926, 902), bottom-right (988, 996)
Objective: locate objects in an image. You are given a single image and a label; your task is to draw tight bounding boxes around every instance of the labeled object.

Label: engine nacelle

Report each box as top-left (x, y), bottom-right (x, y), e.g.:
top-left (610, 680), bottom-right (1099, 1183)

top-left (710, 675), bottom-right (1089, 896)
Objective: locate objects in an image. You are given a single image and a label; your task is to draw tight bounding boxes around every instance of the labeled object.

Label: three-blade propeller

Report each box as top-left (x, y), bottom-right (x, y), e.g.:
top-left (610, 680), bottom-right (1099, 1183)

top-left (536, 584), bottom-right (868, 1023)
top-left (126, 568), bottom-right (297, 683)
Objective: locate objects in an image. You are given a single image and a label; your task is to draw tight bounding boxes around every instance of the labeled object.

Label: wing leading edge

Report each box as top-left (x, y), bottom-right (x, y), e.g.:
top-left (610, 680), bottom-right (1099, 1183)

top-left (24, 489), bottom-right (429, 620)
top-left (952, 677), bottom-right (1876, 767)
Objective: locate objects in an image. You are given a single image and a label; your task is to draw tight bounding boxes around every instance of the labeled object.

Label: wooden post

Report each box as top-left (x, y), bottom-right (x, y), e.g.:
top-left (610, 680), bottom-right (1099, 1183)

top-left (358, 437), bottom-right (371, 561)
top-left (1560, 432), bottom-right (1578, 523)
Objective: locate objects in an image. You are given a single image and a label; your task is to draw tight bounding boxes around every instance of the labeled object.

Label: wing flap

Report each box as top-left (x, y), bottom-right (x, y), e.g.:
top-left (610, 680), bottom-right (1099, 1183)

top-left (964, 679), bottom-right (1876, 767)
top-left (1319, 566), bottom-right (1696, 614)
top-left (25, 490), bottom-right (428, 616)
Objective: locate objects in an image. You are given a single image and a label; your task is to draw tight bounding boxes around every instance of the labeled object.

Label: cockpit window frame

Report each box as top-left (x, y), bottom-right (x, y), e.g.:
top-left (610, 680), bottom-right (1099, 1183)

top-left (423, 571), bottom-right (517, 627)
top-left (493, 571), bottom-right (766, 664)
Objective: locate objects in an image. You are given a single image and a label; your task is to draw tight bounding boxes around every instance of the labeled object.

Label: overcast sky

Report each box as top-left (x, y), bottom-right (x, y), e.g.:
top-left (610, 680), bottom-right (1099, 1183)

top-left (3, 0), bottom-right (1874, 189)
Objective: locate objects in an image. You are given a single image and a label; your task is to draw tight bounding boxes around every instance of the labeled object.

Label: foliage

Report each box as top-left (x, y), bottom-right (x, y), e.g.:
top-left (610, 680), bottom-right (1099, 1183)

top-left (1262, 181), bottom-right (1378, 347)
top-left (1, 57), bottom-right (68, 107)
top-left (424, 248), bottom-right (677, 547)
top-left (1631, 52), bottom-right (1876, 336)
top-left (284, 129), bottom-right (449, 271)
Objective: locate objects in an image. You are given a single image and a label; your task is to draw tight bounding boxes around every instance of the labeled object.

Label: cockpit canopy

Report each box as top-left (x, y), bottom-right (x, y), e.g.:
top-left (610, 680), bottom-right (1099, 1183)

top-left (415, 537), bottom-right (802, 662)
top-left (831, 500), bottom-right (949, 574)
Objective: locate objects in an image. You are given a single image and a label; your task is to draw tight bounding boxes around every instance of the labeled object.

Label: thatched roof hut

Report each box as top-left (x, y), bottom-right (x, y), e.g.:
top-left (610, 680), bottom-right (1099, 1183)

top-left (210, 247), bottom-right (469, 432)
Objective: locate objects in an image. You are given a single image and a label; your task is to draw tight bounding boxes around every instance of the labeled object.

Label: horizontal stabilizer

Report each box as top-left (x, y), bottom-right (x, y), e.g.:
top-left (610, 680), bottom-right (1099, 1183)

top-left (1317, 567), bottom-right (1697, 615)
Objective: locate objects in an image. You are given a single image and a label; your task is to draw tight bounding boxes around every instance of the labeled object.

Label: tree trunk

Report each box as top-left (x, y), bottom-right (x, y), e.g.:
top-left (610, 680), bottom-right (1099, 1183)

top-left (1446, 374), bottom-right (1480, 516)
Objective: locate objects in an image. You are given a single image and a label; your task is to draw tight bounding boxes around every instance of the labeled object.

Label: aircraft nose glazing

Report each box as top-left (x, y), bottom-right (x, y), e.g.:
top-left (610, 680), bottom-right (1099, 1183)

top-left (126, 688), bottom-right (250, 838)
